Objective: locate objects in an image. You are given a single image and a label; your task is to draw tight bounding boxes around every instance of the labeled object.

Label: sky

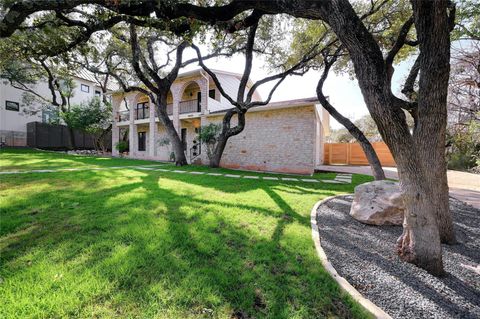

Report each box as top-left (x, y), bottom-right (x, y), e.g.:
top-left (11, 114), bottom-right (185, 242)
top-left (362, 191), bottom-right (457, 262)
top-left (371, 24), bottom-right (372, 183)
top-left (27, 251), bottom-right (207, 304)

top-left (179, 47), bottom-right (416, 129)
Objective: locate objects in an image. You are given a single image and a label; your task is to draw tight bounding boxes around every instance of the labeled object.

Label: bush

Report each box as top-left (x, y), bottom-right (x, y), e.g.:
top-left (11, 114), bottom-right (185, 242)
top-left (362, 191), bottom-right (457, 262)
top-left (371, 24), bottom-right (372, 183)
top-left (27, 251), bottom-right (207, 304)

top-left (198, 123), bottom-right (222, 144)
top-left (197, 123), bottom-right (222, 160)
top-left (446, 119), bottom-right (480, 171)
top-left (115, 140), bottom-right (129, 153)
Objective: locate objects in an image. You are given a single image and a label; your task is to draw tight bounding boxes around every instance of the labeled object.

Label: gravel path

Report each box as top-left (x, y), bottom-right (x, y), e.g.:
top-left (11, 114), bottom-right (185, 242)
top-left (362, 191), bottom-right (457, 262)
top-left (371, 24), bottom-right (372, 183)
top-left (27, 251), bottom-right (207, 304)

top-left (316, 195), bottom-right (480, 319)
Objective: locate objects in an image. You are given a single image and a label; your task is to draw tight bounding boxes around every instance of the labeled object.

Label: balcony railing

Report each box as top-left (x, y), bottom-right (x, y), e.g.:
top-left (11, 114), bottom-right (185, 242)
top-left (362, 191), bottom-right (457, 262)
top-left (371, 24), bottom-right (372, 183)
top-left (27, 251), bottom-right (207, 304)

top-left (118, 110), bottom-right (130, 122)
top-left (179, 99), bottom-right (201, 114)
top-left (118, 100), bottom-right (199, 122)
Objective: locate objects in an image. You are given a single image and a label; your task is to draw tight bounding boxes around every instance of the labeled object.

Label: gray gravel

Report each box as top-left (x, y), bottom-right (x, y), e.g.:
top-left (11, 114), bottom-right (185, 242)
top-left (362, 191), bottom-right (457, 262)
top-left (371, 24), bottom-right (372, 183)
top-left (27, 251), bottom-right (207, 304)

top-left (317, 195), bottom-right (480, 319)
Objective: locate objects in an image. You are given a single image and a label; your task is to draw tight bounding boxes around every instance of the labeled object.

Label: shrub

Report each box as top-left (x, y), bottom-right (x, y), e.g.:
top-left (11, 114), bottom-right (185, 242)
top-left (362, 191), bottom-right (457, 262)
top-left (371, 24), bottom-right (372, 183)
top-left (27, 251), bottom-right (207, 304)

top-left (115, 140), bottom-right (129, 153)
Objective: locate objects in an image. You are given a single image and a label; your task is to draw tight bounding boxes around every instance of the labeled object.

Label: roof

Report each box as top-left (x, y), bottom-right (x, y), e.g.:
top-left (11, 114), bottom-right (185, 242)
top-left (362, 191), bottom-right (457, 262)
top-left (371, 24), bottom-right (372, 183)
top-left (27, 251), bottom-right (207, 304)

top-left (176, 68), bottom-right (244, 80)
top-left (208, 97), bottom-right (319, 115)
top-left (109, 68), bottom-right (254, 95)
top-left (73, 69), bottom-right (118, 91)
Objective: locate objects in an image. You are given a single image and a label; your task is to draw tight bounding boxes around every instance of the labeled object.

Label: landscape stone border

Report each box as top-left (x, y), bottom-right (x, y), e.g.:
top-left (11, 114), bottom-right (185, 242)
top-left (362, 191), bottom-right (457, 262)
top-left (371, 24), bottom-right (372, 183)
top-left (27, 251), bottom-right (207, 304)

top-left (310, 195), bottom-right (392, 319)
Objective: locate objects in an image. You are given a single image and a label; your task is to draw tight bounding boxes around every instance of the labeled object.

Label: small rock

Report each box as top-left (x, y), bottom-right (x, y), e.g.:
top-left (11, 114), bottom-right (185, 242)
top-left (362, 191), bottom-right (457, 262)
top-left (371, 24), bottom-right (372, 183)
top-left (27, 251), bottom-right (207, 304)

top-left (350, 180), bottom-right (404, 225)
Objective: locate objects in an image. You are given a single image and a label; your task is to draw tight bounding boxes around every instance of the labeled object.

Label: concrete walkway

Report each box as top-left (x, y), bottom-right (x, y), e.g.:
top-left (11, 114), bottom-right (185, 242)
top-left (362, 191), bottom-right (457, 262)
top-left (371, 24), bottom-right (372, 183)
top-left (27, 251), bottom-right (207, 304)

top-left (0, 165), bottom-right (353, 185)
top-left (316, 165), bottom-right (480, 209)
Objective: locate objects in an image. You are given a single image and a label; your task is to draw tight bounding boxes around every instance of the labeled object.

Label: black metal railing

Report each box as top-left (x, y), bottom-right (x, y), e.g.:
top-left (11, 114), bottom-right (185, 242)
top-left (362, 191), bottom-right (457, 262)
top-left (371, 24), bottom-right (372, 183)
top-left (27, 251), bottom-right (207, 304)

top-left (135, 105), bottom-right (149, 120)
top-left (179, 99), bottom-right (201, 114)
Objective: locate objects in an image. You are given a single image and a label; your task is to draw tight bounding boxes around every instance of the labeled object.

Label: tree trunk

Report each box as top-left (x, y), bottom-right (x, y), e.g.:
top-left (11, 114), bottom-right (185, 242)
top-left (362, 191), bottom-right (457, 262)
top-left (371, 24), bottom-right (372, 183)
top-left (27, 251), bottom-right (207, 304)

top-left (428, 159), bottom-right (455, 244)
top-left (305, 0), bottom-right (450, 275)
top-left (410, 0), bottom-right (456, 244)
top-left (319, 99), bottom-right (386, 180)
top-left (396, 168), bottom-right (444, 276)
top-left (209, 135), bottom-right (228, 168)
top-left (161, 114), bottom-right (187, 166)
top-left (155, 95), bottom-right (187, 166)
top-left (316, 56), bottom-right (386, 180)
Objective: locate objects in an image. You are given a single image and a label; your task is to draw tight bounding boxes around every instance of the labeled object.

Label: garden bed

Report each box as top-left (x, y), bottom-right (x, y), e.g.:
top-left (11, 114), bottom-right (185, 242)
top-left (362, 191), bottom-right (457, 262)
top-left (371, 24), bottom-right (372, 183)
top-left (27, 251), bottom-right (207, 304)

top-left (316, 195), bottom-right (480, 319)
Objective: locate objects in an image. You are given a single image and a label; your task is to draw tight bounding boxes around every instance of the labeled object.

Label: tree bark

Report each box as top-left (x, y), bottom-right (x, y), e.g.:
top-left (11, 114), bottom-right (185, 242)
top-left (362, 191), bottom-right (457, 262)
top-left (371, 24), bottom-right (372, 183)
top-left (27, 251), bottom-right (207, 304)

top-left (312, 0), bottom-right (448, 274)
top-left (156, 94), bottom-right (187, 166)
top-left (396, 169), bottom-right (444, 276)
top-left (321, 101), bottom-right (385, 180)
top-left (411, 0), bottom-right (455, 244)
top-left (209, 135), bottom-right (228, 168)
top-left (207, 110), bottom-right (246, 168)
top-left (316, 67), bottom-right (385, 180)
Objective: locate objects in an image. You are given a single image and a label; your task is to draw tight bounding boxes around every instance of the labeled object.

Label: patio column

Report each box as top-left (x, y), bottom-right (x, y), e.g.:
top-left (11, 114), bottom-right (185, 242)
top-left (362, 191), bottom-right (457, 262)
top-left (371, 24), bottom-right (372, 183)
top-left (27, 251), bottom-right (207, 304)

top-left (111, 94), bottom-right (123, 157)
top-left (171, 85), bottom-right (181, 133)
top-left (198, 75), bottom-right (208, 114)
top-left (148, 98), bottom-right (157, 157)
top-left (128, 95), bottom-right (137, 156)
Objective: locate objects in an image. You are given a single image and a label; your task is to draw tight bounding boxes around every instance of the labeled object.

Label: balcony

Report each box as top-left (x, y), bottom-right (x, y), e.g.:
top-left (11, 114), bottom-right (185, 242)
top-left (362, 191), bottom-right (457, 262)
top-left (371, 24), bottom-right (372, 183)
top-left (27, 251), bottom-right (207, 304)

top-left (118, 110), bottom-right (130, 122)
top-left (179, 99), bottom-right (201, 114)
top-left (117, 100), bottom-right (200, 123)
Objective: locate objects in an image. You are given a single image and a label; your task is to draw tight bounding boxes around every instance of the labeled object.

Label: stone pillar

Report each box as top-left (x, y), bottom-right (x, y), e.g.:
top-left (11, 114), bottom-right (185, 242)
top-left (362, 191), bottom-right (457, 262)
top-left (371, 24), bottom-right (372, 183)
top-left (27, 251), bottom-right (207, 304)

top-left (111, 94), bottom-right (123, 157)
top-left (128, 95), bottom-right (137, 157)
top-left (171, 85), bottom-right (181, 133)
top-left (198, 76), bottom-right (209, 165)
top-left (148, 98), bottom-right (157, 157)
top-left (199, 77), bottom-right (208, 115)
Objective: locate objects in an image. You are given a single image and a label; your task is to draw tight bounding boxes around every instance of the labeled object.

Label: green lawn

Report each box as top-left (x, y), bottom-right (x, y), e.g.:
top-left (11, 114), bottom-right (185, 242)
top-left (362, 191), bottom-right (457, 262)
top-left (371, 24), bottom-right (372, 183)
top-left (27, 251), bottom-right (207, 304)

top-left (0, 148), bottom-right (373, 318)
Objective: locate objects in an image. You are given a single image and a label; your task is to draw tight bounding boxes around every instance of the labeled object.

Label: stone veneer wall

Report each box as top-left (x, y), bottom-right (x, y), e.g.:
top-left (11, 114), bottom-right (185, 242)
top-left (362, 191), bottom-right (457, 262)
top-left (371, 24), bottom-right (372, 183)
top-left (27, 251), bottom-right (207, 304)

top-left (206, 105), bottom-right (316, 174)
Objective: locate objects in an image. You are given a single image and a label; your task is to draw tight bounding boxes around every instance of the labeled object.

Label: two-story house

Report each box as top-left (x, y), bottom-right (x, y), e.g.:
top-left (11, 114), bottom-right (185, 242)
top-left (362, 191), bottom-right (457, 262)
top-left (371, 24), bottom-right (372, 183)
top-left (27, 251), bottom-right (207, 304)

top-left (0, 70), bottom-right (108, 147)
top-left (111, 69), bottom-right (330, 174)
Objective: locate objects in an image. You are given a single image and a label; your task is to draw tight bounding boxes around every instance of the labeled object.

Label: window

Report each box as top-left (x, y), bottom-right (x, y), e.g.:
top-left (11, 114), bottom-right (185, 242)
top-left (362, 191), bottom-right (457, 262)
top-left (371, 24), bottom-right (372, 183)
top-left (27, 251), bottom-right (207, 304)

top-left (135, 102), bottom-right (149, 119)
top-left (81, 84), bottom-right (90, 93)
top-left (181, 128), bottom-right (187, 150)
top-left (138, 132), bottom-right (146, 151)
top-left (95, 90), bottom-right (101, 97)
top-left (196, 92), bottom-right (201, 112)
top-left (5, 101), bottom-right (19, 111)
top-left (209, 89), bottom-right (216, 99)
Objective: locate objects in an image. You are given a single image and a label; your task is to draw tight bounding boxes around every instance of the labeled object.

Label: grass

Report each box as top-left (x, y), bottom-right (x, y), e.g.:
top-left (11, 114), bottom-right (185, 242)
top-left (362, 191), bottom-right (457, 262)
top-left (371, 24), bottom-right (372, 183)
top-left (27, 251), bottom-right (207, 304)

top-left (0, 148), bottom-right (373, 318)
top-left (0, 148), bottom-right (164, 171)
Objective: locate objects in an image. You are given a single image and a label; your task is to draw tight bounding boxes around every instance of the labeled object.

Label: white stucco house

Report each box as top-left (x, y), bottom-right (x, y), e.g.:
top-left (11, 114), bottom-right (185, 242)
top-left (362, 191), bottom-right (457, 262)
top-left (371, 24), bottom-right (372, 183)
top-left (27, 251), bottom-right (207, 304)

top-left (111, 69), bottom-right (330, 174)
top-left (0, 71), bottom-right (106, 146)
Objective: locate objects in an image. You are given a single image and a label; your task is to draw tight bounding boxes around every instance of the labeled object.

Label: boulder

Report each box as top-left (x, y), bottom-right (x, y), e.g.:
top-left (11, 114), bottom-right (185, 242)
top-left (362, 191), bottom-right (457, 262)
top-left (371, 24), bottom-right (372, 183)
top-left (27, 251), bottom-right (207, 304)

top-left (350, 180), bottom-right (404, 225)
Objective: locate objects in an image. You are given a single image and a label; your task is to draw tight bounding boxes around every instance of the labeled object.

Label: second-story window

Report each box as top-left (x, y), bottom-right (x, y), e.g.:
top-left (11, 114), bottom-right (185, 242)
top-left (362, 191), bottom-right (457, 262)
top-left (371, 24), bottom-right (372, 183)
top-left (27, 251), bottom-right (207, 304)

top-left (5, 101), bottom-right (19, 111)
top-left (95, 90), bottom-right (101, 97)
top-left (135, 102), bottom-right (149, 119)
top-left (81, 84), bottom-right (90, 93)
top-left (209, 89), bottom-right (216, 99)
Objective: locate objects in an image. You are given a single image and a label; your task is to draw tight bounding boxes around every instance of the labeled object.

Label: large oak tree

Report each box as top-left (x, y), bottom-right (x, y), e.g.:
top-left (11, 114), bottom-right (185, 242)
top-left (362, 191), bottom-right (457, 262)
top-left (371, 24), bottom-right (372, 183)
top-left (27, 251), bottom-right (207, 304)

top-left (0, 0), bottom-right (459, 275)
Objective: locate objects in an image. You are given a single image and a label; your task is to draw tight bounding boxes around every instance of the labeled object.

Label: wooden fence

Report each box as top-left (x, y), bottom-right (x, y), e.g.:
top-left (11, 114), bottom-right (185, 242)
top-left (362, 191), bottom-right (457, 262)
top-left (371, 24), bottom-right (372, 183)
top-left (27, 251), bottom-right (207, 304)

top-left (323, 142), bottom-right (396, 166)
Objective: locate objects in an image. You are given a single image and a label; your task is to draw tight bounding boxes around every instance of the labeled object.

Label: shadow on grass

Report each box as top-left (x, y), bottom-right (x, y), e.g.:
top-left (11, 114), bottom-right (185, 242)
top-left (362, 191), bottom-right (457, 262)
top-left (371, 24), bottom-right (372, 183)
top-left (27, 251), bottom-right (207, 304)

top-left (0, 169), bottom-right (370, 318)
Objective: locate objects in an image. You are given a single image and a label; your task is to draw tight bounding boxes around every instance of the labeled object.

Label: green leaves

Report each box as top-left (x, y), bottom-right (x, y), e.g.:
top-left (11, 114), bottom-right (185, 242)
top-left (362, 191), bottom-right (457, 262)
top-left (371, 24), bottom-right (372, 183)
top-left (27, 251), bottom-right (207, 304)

top-left (198, 123), bottom-right (222, 144)
top-left (61, 98), bottom-right (112, 133)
